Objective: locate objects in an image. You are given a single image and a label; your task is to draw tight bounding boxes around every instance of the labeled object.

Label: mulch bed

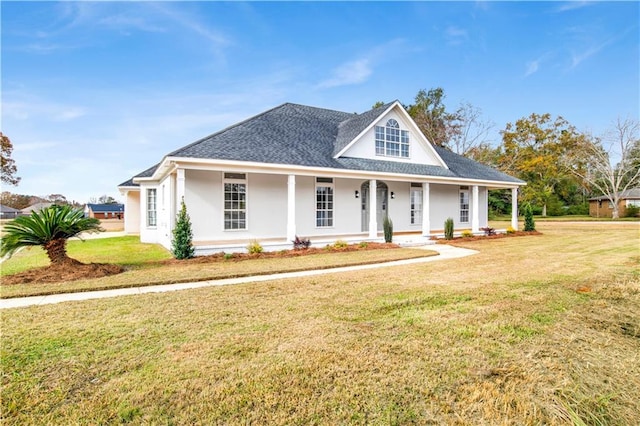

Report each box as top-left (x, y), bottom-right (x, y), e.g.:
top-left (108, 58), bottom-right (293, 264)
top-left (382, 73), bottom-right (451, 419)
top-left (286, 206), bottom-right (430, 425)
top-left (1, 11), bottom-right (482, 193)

top-left (433, 230), bottom-right (542, 244)
top-left (161, 242), bottom-right (401, 265)
top-left (2, 261), bottom-right (125, 286)
top-left (2, 242), bottom-right (400, 285)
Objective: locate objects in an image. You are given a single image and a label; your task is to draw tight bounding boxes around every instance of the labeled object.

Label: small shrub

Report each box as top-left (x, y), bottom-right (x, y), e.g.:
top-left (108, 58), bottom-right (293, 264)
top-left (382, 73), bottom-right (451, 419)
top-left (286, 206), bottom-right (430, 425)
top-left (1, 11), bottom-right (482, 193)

top-left (444, 218), bottom-right (454, 240)
top-left (481, 227), bottom-right (496, 236)
top-left (223, 253), bottom-right (233, 260)
top-left (624, 204), bottom-right (640, 218)
top-left (292, 235), bottom-right (311, 250)
top-left (247, 240), bottom-right (263, 254)
top-left (383, 215), bottom-right (393, 243)
top-left (171, 199), bottom-right (195, 260)
top-left (333, 240), bottom-right (348, 249)
top-left (506, 226), bottom-right (516, 234)
top-left (524, 204), bottom-right (536, 231)
top-left (461, 230), bottom-right (473, 238)
top-left (359, 241), bottom-right (369, 248)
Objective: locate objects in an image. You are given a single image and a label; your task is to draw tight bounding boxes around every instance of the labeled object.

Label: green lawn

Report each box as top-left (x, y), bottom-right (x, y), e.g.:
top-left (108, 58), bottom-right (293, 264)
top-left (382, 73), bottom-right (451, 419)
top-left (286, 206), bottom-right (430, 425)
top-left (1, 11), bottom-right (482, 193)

top-left (0, 238), bottom-right (435, 299)
top-left (0, 236), bottom-right (172, 276)
top-left (1, 223), bottom-right (639, 425)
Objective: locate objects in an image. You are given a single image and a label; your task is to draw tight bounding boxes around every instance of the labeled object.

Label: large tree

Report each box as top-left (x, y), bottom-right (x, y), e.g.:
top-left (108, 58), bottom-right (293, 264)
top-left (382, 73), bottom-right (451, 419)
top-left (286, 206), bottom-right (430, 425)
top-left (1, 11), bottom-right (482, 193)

top-left (565, 118), bottom-right (640, 219)
top-left (1, 132), bottom-right (20, 186)
top-left (499, 113), bottom-right (588, 216)
top-left (0, 205), bottom-right (102, 265)
top-left (404, 88), bottom-right (494, 155)
top-left (448, 102), bottom-right (495, 156)
top-left (405, 88), bottom-right (455, 147)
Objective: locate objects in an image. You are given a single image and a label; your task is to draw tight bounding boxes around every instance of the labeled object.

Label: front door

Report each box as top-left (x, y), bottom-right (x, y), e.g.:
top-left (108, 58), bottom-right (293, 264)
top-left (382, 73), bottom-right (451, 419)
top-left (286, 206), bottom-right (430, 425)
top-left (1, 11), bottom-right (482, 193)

top-left (361, 181), bottom-right (389, 232)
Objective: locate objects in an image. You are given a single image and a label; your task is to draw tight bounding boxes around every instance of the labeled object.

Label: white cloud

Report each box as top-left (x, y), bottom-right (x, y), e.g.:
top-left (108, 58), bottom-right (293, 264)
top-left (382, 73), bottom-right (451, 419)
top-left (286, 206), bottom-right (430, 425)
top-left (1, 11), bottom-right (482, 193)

top-left (524, 60), bottom-right (540, 77)
top-left (445, 26), bottom-right (468, 45)
top-left (317, 59), bottom-right (372, 89)
top-left (555, 1), bottom-right (594, 13)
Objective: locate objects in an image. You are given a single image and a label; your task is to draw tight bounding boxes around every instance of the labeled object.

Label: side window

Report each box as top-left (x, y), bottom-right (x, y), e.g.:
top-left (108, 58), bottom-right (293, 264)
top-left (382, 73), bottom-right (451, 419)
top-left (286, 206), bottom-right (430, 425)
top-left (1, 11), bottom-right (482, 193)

top-left (316, 177), bottom-right (334, 227)
top-left (223, 173), bottom-right (247, 230)
top-left (146, 188), bottom-right (157, 227)
top-left (410, 183), bottom-right (422, 225)
top-left (459, 187), bottom-right (469, 223)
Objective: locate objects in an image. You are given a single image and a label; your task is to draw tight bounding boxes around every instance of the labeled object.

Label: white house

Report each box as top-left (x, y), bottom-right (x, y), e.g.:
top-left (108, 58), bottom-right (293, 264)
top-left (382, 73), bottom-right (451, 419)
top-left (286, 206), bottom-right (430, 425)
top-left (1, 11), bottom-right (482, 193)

top-left (119, 101), bottom-right (524, 254)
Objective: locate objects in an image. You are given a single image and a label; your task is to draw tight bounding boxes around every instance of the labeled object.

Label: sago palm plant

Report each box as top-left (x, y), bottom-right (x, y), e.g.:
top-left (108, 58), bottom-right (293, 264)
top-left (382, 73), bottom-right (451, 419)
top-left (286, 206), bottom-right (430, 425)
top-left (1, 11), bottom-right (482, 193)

top-left (0, 204), bottom-right (102, 265)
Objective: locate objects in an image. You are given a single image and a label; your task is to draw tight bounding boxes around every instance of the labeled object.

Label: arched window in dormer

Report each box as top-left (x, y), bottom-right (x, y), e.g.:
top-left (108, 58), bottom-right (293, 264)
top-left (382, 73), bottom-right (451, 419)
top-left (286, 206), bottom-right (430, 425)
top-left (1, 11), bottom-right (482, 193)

top-left (375, 119), bottom-right (409, 158)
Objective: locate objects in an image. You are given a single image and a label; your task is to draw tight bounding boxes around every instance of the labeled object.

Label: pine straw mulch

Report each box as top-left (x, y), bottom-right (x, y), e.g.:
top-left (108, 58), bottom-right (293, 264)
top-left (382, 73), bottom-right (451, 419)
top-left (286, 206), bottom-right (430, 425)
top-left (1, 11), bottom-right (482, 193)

top-left (2, 242), bottom-right (400, 286)
top-left (160, 242), bottom-right (400, 265)
top-left (434, 230), bottom-right (542, 244)
top-left (2, 259), bottom-right (125, 286)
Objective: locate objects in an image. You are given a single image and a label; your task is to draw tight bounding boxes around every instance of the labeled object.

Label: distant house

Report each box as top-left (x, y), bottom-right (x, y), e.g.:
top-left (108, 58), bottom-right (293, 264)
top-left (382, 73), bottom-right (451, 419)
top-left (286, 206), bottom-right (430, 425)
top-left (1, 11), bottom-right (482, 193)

top-left (21, 202), bottom-right (53, 215)
top-left (0, 204), bottom-right (21, 219)
top-left (85, 203), bottom-right (125, 220)
top-left (589, 188), bottom-right (640, 218)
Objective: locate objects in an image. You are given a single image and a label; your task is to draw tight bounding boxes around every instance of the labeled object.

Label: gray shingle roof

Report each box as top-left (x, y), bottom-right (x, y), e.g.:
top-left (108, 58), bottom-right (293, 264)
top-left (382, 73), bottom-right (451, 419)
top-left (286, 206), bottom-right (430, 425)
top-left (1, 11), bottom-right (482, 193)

top-left (121, 102), bottom-right (523, 186)
top-left (333, 101), bottom-right (395, 156)
top-left (589, 187), bottom-right (640, 201)
top-left (87, 203), bottom-right (124, 213)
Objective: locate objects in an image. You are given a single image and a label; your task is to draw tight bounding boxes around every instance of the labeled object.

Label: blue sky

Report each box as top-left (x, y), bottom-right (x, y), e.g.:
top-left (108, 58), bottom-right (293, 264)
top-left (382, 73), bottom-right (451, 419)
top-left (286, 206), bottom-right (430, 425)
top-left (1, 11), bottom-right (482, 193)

top-left (2, 1), bottom-right (638, 204)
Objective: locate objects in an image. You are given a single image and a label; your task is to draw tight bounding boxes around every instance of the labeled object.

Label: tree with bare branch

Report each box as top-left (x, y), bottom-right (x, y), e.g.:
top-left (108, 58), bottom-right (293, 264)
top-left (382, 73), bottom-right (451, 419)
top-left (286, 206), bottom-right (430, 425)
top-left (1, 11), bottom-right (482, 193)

top-left (566, 118), bottom-right (640, 219)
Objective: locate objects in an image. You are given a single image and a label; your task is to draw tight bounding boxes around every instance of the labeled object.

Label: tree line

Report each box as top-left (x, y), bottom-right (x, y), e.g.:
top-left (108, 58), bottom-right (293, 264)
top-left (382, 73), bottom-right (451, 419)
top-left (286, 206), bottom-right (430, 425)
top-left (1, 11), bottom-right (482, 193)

top-left (2, 93), bottom-right (638, 219)
top-left (382, 88), bottom-right (640, 219)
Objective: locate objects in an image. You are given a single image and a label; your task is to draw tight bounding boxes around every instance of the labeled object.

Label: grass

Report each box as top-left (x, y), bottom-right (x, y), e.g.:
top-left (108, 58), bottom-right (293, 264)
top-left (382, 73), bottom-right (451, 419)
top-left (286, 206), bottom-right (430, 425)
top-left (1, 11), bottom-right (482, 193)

top-left (490, 214), bottom-right (640, 222)
top-left (1, 222), bottom-right (639, 424)
top-left (0, 236), bottom-right (172, 276)
top-left (0, 240), bottom-right (434, 299)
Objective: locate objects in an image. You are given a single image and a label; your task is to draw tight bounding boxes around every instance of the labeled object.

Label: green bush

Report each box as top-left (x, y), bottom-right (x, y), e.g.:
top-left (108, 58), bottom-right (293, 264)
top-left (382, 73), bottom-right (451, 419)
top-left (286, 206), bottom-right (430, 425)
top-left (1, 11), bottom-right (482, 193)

top-left (247, 240), bottom-right (263, 254)
top-left (171, 199), bottom-right (195, 259)
top-left (383, 215), bottom-right (393, 243)
top-left (524, 204), bottom-right (536, 231)
top-left (624, 204), bottom-right (640, 218)
top-left (565, 202), bottom-right (589, 215)
top-left (444, 218), bottom-right (454, 240)
top-left (359, 241), bottom-right (369, 248)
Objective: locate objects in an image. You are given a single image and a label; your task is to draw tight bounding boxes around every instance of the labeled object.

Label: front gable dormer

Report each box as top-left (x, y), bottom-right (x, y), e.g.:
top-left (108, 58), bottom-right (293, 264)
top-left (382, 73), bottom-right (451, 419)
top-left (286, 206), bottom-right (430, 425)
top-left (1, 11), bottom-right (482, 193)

top-left (333, 101), bottom-right (448, 168)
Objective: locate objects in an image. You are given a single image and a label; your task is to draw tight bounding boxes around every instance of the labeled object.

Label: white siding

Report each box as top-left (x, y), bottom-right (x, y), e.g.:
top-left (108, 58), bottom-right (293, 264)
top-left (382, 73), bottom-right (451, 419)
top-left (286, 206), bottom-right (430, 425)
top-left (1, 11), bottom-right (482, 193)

top-left (123, 191), bottom-right (140, 234)
top-left (341, 110), bottom-right (443, 166)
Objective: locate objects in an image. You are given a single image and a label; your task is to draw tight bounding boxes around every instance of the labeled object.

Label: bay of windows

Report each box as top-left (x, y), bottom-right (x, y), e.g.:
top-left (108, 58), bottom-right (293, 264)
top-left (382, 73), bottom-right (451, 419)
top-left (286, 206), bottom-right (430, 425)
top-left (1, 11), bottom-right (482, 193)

top-left (375, 119), bottom-right (409, 158)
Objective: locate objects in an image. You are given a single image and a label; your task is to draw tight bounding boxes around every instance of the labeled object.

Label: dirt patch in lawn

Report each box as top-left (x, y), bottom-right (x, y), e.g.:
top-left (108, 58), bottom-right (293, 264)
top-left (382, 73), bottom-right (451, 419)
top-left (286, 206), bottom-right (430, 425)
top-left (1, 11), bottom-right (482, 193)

top-left (2, 260), bottom-right (125, 285)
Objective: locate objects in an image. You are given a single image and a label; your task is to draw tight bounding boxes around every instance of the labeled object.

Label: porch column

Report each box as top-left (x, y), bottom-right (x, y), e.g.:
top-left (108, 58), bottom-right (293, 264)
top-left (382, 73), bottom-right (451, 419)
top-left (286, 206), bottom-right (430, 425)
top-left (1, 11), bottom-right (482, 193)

top-left (287, 174), bottom-right (296, 242)
top-left (174, 168), bottom-right (186, 231)
top-left (422, 182), bottom-right (430, 237)
top-left (369, 179), bottom-right (377, 239)
top-left (472, 185), bottom-right (480, 233)
top-left (511, 187), bottom-right (519, 230)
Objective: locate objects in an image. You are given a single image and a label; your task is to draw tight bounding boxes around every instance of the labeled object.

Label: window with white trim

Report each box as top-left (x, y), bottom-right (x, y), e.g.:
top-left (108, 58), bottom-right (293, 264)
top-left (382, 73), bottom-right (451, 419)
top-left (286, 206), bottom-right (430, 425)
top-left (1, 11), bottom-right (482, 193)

top-left (224, 173), bottom-right (247, 230)
top-left (459, 186), bottom-right (469, 223)
top-left (146, 188), bottom-right (157, 227)
top-left (410, 183), bottom-right (422, 225)
top-left (375, 119), bottom-right (409, 158)
top-left (316, 177), bottom-right (334, 227)
top-left (626, 199), bottom-right (640, 207)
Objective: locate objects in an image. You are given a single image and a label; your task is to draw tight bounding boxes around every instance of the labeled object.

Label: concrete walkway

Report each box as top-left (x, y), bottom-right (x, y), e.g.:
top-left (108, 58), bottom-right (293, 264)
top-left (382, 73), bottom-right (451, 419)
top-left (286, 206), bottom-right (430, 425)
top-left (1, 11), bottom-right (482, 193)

top-left (0, 244), bottom-right (477, 310)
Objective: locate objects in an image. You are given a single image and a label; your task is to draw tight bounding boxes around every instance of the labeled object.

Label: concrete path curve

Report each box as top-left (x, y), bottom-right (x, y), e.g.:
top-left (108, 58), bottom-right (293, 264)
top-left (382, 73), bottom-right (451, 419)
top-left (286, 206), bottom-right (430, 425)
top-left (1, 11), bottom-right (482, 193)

top-left (0, 244), bottom-right (478, 310)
